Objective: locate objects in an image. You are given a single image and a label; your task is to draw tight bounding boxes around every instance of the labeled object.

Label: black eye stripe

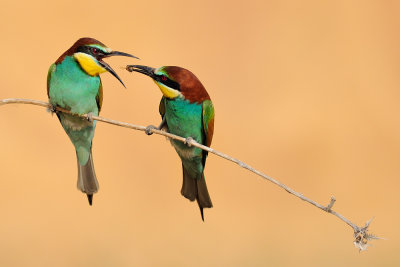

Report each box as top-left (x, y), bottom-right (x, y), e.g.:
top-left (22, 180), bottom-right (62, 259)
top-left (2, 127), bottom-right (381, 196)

top-left (155, 74), bottom-right (180, 91)
top-left (77, 46), bottom-right (105, 58)
top-left (77, 46), bottom-right (90, 54)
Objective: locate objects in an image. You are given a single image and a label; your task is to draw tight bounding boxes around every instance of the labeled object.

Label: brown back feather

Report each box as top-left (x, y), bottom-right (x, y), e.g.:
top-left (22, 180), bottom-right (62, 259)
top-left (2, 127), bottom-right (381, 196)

top-left (164, 66), bottom-right (214, 147)
top-left (163, 66), bottom-right (210, 104)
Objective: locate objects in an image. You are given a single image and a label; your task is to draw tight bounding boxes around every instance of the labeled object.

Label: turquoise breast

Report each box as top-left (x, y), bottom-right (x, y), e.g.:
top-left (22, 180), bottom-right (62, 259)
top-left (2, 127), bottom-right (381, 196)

top-left (49, 56), bottom-right (100, 115)
top-left (165, 98), bottom-right (204, 161)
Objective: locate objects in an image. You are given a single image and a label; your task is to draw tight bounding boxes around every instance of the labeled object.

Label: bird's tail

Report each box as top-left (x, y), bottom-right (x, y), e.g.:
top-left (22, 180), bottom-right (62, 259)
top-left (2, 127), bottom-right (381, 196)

top-left (181, 164), bottom-right (213, 221)
top-left (76, 150), bottom-right (99, 205)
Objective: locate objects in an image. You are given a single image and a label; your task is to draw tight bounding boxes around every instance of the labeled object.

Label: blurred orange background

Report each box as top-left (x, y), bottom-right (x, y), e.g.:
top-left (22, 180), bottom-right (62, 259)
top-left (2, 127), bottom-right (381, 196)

top-left (0, 0), bottom-right (399, 266)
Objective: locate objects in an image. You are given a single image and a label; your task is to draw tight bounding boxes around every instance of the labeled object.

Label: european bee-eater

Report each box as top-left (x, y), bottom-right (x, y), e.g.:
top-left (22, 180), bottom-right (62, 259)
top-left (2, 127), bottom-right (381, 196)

top-left (127, 65), bottom-right (214, 221)
top-left (47, 37), bottom-right (137, 205)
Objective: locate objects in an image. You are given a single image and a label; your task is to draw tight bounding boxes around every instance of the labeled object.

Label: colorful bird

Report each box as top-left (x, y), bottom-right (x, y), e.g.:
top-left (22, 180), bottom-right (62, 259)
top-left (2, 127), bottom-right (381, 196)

top-left (126, 65), bottom-right (214, 221)
top-left (47, 37), bottom-right (137, 205)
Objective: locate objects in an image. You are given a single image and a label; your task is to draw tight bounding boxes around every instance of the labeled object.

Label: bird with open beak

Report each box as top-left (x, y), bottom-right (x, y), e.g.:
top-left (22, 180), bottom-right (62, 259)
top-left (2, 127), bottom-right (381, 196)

top-left (48, 37), bottom-right (138, 205)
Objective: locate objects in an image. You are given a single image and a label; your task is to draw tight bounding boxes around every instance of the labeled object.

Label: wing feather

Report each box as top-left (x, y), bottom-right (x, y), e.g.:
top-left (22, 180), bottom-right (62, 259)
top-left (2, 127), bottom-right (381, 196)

top-left (201, 100), bottom-right (215, 165)
top-left (96, 80), bottom-right (103, 112)
top-left (202, 100), bottom-right (215, 147)
top-left (159, 96), bottom-right (166, 117)
top-left (47, 63), bottom-right (56, 98)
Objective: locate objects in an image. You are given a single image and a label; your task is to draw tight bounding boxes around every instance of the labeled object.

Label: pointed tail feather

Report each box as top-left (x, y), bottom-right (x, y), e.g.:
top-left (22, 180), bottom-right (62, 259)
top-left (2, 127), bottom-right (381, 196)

top-left (77, 151), bottom-right (99, 205)
top-left (181, 165), bottom-right (196, 201)
top-left (87, 194), bottom-right (93, 205)
top-left (196, 174), bottom-right (212, 221)
top-left (181, 165), bottom-right (212, 221)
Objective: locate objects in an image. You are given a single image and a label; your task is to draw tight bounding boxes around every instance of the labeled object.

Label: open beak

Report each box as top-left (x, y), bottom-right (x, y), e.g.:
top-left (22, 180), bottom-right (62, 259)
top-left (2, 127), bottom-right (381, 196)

top-left (99, 51), bottom-right (139, 88)
top-left (98, 60), bottom-right (127, 87)
top-left (126, 65), bottom-right (156, 79)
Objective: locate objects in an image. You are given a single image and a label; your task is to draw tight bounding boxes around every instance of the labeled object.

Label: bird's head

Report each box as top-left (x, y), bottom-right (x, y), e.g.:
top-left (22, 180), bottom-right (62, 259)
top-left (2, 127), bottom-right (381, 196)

top-left (126, 65), bottom-right (210, 103)
top-left (57, 37), bottom-right (138, 87)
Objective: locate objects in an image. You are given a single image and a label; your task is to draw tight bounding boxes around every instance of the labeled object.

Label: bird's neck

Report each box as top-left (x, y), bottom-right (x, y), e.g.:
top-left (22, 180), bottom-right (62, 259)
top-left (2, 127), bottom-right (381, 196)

top-left (56, 56), bottom-right (101, 83)
top-left (154, 81), bottom-right (183, 99)
top-left (73, 52), bottom-right (106, 76)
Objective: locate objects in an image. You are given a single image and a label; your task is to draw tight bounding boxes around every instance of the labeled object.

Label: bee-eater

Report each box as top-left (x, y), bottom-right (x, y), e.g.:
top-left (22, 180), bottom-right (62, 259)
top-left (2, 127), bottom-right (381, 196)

top-left (47, 37), bottom-right (137, 205)
top-left (127, 65), bottom-right (214, 221)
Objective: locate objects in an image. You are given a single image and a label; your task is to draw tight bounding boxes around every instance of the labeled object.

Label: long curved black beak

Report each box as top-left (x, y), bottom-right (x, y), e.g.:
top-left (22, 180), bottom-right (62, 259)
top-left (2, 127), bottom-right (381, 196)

top-left (105, 51), bottom-right (139, 59)
top-left (98, 60), bottom-right (127, 88)
top-left (100, 51), bottom-right (139, 88)
top-left (126, 65), bottom-right (156, 79)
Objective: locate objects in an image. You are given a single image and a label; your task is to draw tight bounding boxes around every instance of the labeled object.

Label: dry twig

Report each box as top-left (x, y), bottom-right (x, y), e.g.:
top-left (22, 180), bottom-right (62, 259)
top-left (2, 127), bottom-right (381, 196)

top-left (0, 98), bottom-right (381, 251)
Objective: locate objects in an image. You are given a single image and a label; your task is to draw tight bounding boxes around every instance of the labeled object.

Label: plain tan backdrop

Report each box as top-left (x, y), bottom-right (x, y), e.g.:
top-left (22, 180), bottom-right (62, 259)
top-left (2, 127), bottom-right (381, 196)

top-left (1, 0), bottom-right (399, 266)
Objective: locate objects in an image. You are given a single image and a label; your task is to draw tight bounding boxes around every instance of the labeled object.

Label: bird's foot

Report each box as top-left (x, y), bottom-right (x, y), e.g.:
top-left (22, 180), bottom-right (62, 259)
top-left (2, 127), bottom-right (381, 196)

top-left (87, 112), bottom-right (94, 122)
top-left (145, 125), bottom-right (157, 135)
top-left (47, 104), bottom-right (57, 115)
top-left (184, 137), bottom-right (194, 147)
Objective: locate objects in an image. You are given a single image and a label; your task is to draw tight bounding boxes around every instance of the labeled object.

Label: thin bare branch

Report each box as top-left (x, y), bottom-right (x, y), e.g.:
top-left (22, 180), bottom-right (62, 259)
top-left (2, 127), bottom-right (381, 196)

top-left (0, 98), bottom-right (380, 250)
top-left (325, 196), bottom-right (336, 212)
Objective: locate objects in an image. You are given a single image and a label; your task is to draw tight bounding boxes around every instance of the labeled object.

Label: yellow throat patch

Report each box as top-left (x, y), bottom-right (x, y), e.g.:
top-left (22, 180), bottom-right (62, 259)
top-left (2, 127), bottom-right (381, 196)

top-left (154, 81), bottom-right (182, 99)
top-left (73, 52), bottom-right (107, 76)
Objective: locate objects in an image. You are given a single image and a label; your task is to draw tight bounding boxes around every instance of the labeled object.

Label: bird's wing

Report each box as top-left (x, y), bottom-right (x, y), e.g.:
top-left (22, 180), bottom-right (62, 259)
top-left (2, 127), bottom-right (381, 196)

top-left (96, 79), bottom-right (103, 112)
top-left (202, 99), bottom-right (215, 148)
top-left (159, 96), bottom-right (166, 118)
top-left (157, 97), bottom-right (169, 132)
top-left (47, 63), bottom-right (56, 98)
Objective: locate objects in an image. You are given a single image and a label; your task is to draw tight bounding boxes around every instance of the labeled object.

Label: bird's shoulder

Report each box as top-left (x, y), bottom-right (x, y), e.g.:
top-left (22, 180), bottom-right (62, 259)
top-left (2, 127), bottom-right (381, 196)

top-left (47, 63), bottom-right (57, 98)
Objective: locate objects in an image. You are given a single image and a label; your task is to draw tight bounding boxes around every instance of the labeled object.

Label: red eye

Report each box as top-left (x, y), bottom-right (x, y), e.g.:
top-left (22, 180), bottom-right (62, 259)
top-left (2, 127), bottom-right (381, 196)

top-left (92, 48), bottom-right (98, 53)
top-left (161, 76), bottom-right (167, 81)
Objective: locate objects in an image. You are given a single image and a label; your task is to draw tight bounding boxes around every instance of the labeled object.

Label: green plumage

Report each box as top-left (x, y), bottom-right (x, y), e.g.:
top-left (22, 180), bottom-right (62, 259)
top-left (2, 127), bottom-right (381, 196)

top-left (47, 37), bottom-right (136, 205)
top-left (161, 96), bottom-right (214, 219)
top-left (126, 64), bottom-right (215, 220)
top-left (164, 97), bottom-right (204, 172)
top-left (48, 56), bottom-right (100, 200)
top-left (48, 56), bottom-right (100, 164)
